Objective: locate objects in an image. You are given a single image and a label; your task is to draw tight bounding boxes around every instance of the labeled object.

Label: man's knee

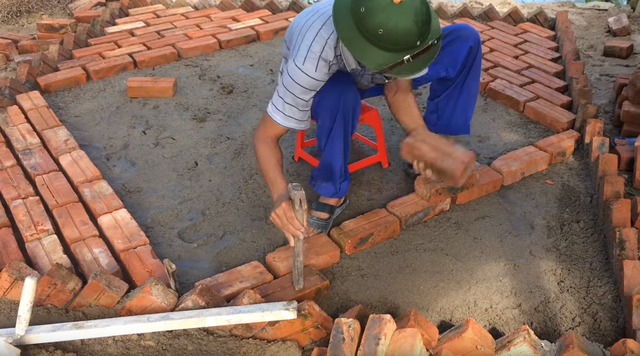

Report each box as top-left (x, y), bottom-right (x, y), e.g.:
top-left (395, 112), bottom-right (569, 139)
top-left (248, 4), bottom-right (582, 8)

top-left (319, 71), bottom-right (361, 103)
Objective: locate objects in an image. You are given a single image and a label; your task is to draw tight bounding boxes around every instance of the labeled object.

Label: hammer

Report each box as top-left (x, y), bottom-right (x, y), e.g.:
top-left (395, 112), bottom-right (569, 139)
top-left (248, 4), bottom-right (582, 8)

top-left (287, 183), bottom-right (307, 291)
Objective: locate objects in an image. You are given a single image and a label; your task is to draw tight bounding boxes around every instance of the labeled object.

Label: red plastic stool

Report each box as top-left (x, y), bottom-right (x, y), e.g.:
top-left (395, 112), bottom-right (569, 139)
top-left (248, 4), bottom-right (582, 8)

top-left (293, 101), bottom-right (390, 173)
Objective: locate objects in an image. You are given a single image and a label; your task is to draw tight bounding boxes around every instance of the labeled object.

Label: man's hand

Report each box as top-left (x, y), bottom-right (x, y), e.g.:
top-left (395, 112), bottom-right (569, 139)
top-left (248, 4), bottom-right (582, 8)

top-left (270, 196), bottom-right (306, 246)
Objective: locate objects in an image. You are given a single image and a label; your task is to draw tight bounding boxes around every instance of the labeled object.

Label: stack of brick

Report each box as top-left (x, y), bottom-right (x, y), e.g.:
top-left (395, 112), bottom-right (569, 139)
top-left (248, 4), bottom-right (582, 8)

top-left (616, 71), bottom-right (640, 137)
top-left (31, 3), bottom-right (298, 93)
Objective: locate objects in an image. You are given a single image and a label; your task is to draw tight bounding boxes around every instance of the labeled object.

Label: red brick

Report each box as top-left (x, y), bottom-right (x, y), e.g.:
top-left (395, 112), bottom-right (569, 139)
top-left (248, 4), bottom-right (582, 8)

top-left (144, 33), bottom-right (188, 49)
top-left (87, 33), bottom-right (131, 47)
top-left (37, 67), bottom-right (87, 94)
top-left (57, 55), bottom-right (102, 71)
top-left (609, 13), bottom-right (631, 37)
top-left (633, 197), bottom-right (640, 229)
top-left (487, 67), bottom-right (531, 87)
top-left (484, 39), bottom-right (524, 58)
top-left (253, 20), bottom-right (289, 41)
top-left (452, 18), bottom-right (490, 32)
top-left (452, 165), bottom-right (503, 204)
top-left (517, 42), bottom-right (561, 62)
top-left (623, 260), bottom-right (640, 301)
top-left (186, 27), bottom-right (230, 39)
top-left (116, 277), bottom-right (178, 316)
top-left (158, 25), bottom-right (200, 38)
top-left (329, 208), bottom-right (400, 255)
top-left (144, 14), bottom-right (186, 26)
top-left (97, 208), bottom-right (149, 253)
top-left (10, 197), bottom-right (54, 242)
top-left (36, 19), bottom-right (77, 34)
top-left (115, 13), bottom-right (158, 25)
top-left (36, 171), bottom-right (79, 210)
top-left (451, 3), bottom-right (474, 19)
top-left (557, 332), bottom-right (590, 356)
top-left (131, 23), bottom-right (175, 37)
top-left (0, 39), bottom-right (19, 59)
top-left (126, 77), bottom-right (176, 99)
top-left (5, 123), bottom-right (41, 152)
top-left (479, 72), bottom-right (493, 93)
top-left (215, 28), bottom-right (257, 48)
top-left (616, 74), bottom-right (631, 99)
top-left (25, 234), bottom-right (74, 275)
top-left (156, 6), bottom-right (194, 17)
top-left (524, 83), bottom-right (572, 110)
top-left (209, 9), bottom-right (247, 21)
top-left (495, 325), bottom-right (543, 356)
top-left (327, 318), bottom-right (361, 356)
top-left (16, 38), bottom-right (60, 56)
top-left (518, 53), bottom-right (564, 77)
top-left (623, 123), bottom-right (640, 137)
top-left (100, 44), bottom-right (148, 59)
top-left (386, 328), bottom-right (426, 356)
top-left (68, 268), bottom-right (129, 309)
top-left (132, 46), bottom-right (179, 69)
top-left (116, 34), bottom-right (159, 49)
top-left (129, 4), bottom-right (168, 16)
top-left (0, 105), bottom-right (28, 129)
top-left (233, 9), bottom-right (271, 22)
top-left (260, 11), bottom-right (296, 23)
top-left (104, 21), bottom-right (148, 35)
top-left (599, 175), bottom-right (625, 216)
top-left (485, 78), bottom-right (536, 112)
top-left (613, 228), bottom-right (639, 284)
top-left (483, 29), bottom-right (524, 47)
top-left (481, 59), bottom-right (495, 71)
top-left (183, 8), bottom-right (222, 19)
top-left (518, 32), bottom-right (558, 51)
top-left (58, 150), bottom-right (101, 187)
top-left (253, 265), bottom-right (328, 302)
top-left (253, 300), bottom-right (332, 346)
top-left (172, 17), bottom-right (210, 28)
top-left (73, 43), bottom-right (118, 59)
top-left (385, 193), bottom-right (451, 228)
top-left (616, 145), bottom-right (635, 171)
top-left (18, 147), bottom-right (57, 181)
top-left (596, 153), bottom-right (618, 182)
top-left (433, 318), bottom-right (494, 356)
top-left (490, 146), bottom-right (550, 186)
top-left (487, 21), bottom-right (524, 36)
top-left (604, 40), bottom-right (634, 59)
top-left (25, 107), bottom-right (62, 133)
top-left (516, 22), bottom-right (555, 40)
top-left (606, 199), bottom-right (632, 232)
top-left (0, 227), bottom-right (25, 269)
top-left (354, 314), bottom-right (397, 355)
top-left (78, 179), bottom-right (124, 219)
top-left (0, 260), bottom-right (40, 301)
top-left (522, 68), bottom-right (569, 93)
top-left (16, 91), bottom-right (48, 113)
top-left (194, 261), bottom-right (273, 301)
top-left (484, 51), bottom-right (529, 73)
top-left (0, 166), bottom-right (35, 203)
top-left (210, 289), bottom-right (265, 332)
top-left (523, 99), bottom-right (576, 132)
top-left (0, 32), bottom-right (34, 45)
top-left (610, 338), bottom-right (640, 356)
top-left (174, 284), bottom-right (226, 311)
top-left (41, 126), bottom-right (80, 158)
top-left (34, 263), bottom-right (82, 308)
top-left (172, 36), bottom-right (218, 58)
top-left (71, 237), bottom-right (121, 279)
top-left (265, 233), bottom-right (340, 277)
top-left (622, 101), bottom-right (640, 125)
top-left (85, 55), bottom-right (135, 80)
top-left (120, 244), bottom-right (170, 287)
top-left (52, 202), bottom-right (99, 245)
top-left (395, 309), bottom-right (439, 349)
top-left (0, 144), bottom-right (16, 170)
top-left (580, 116), bottom-right (601, 144)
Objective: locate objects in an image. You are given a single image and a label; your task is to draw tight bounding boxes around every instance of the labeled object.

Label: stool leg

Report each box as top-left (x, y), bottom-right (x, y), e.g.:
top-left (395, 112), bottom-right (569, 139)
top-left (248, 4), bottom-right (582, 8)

top-left (371, 113), bottom-right (390, 169)
top-left (293, 129), bottom-right (305, 162)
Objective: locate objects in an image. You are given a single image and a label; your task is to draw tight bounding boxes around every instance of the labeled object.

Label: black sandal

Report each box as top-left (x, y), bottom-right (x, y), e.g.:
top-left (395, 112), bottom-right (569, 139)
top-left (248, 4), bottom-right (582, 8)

top-left (307, 198), bottom-right (350, 234)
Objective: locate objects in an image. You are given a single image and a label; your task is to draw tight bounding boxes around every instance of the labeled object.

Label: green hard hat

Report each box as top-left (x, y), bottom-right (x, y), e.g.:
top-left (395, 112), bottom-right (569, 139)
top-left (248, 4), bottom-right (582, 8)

top-left (333, 0), bottom-right (442, 78)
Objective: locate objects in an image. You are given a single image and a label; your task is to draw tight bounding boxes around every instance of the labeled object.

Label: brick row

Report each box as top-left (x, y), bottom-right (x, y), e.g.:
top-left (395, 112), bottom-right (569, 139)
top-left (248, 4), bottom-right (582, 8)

top-left (490, 146), bottom-right (550, 185)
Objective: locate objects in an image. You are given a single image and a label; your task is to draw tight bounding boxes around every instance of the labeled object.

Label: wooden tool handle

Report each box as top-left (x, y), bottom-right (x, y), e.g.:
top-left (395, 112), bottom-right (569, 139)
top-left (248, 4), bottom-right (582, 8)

top-left (288, 183), bottom-right (307, 291)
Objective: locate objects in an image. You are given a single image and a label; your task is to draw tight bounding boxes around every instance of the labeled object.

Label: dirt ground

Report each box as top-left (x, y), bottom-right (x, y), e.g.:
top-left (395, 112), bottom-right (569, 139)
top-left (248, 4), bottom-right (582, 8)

top-left (0, 0), bottom-right (638, 355)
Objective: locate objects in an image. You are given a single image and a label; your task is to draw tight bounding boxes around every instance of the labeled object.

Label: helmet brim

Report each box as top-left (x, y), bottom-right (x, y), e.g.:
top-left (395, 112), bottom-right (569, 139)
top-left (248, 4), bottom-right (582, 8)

top-left (333, 0), bottom-right (442, 78)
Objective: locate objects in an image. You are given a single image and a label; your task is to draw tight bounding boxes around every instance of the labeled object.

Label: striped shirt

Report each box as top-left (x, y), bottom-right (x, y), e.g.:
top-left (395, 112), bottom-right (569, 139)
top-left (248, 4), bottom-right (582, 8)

top-left (267, 0), bottom-right (383, 130)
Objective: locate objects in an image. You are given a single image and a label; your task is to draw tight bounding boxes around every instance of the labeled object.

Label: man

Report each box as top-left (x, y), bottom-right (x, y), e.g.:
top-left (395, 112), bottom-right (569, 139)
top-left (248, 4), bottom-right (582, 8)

top-left (253, 0), bottom-right (482, 245)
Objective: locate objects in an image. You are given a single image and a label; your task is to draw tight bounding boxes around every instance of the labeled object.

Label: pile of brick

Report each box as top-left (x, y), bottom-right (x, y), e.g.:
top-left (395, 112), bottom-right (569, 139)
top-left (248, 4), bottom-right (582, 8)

top-left (604, 12), bottom-right (634, 59)
top-left (0, 91), bottom-right (173, 313)
top-left (0, 0), bottom-right (306, 105)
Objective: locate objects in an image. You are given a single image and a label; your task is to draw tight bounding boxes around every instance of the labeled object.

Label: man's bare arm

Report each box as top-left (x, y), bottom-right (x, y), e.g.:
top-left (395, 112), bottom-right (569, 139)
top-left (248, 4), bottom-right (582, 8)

top-left (253, 114), bottom-right (305, 244)
top-left (384, 78), bottom-right (428, 134)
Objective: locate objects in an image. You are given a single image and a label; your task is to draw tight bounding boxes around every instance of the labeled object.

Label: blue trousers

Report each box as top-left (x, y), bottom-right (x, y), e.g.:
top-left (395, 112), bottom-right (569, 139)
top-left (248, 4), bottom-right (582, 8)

top-left (309, 23), bottom-right (482, 199)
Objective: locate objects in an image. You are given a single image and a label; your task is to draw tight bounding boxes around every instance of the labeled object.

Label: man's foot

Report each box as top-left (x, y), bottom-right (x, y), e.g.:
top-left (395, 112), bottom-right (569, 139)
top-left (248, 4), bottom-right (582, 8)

top-left (307, 197), bottom-right (349, 235)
